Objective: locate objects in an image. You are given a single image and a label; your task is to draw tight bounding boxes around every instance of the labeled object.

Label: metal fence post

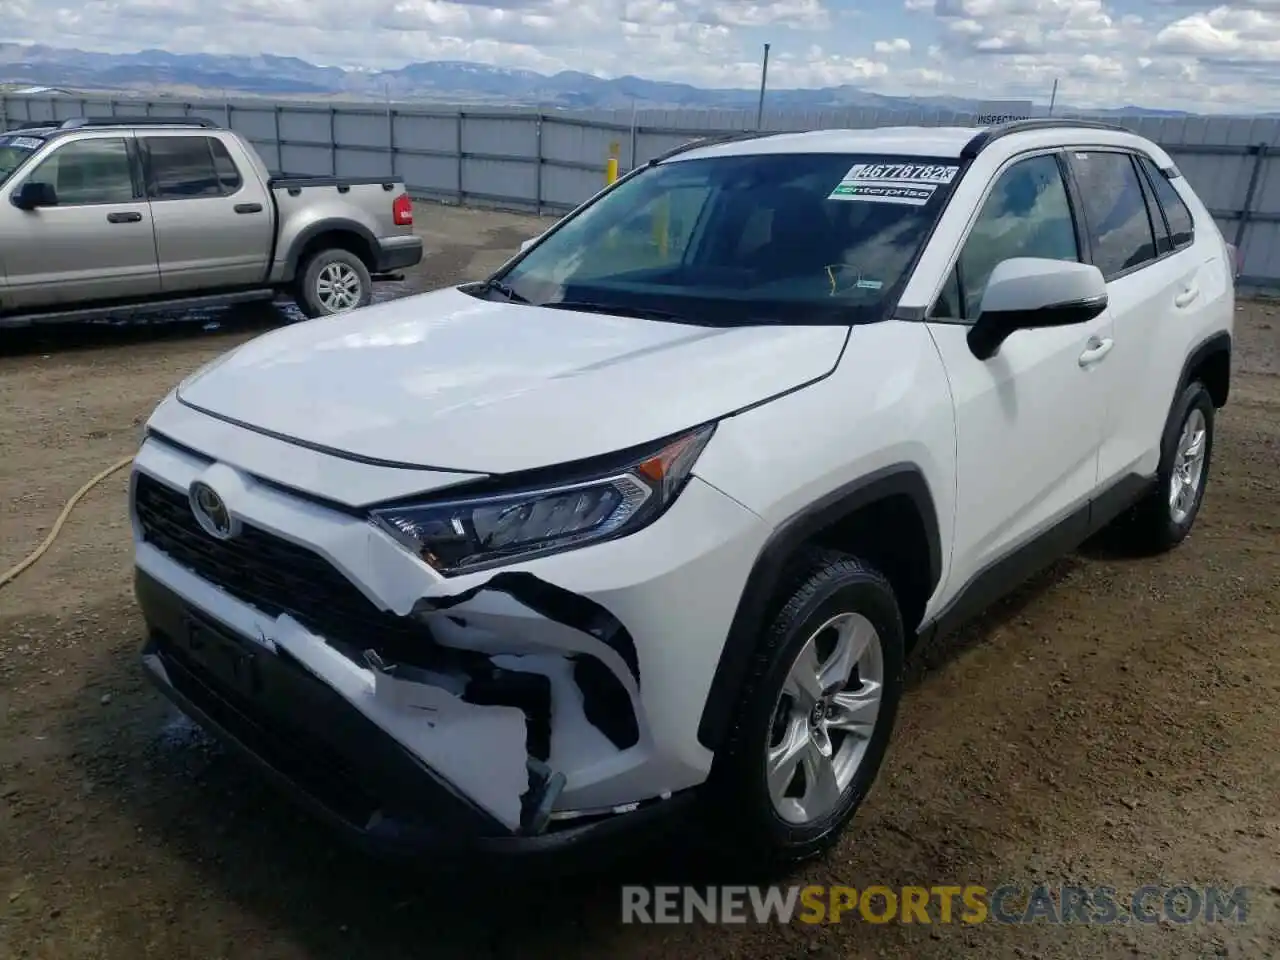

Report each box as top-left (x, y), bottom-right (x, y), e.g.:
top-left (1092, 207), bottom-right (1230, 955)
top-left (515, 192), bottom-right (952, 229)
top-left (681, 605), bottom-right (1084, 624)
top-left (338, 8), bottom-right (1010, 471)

top-left (387, 103), bottom-right (396, 178)
top-left (329, 106), bottom-right (337, 176)
top-left (272, 105), bottom-right (282, 174)
top-left (456, 110), bottom-right (465, 202)
top-left (109, 98), bottom-right (117, 117)
top-left (534, 113), bottom-right (543, 216)
top-left (629, 108), bottom-right (639, 171)
top-left (1234, 141), bottom-right (1268, 252)
top-left (0, 95), bottom-right (8, 133)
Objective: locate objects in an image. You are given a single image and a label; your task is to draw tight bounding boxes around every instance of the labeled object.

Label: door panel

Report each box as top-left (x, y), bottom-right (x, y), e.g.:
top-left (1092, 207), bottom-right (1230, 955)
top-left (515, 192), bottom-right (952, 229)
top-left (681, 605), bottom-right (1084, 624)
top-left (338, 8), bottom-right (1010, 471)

top-left (2, 136), bottom-right (159, 309)
top-left (144, 134), bottom-right (272, 293)
top-left (930, 317), bottom-right (1111, 591)
top-left (1092, 154), bottom-right (1218, 485)
top-left (1095, 252), bottom-right (1201, 484)
top-left (927, 151), bottom-right (1109, 594)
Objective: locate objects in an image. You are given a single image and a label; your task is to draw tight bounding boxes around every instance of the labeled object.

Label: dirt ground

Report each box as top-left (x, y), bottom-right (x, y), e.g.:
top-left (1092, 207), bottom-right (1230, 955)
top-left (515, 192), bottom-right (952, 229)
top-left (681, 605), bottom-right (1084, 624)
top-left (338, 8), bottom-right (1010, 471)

top-left (1, 203), bottom-right (1278, 960)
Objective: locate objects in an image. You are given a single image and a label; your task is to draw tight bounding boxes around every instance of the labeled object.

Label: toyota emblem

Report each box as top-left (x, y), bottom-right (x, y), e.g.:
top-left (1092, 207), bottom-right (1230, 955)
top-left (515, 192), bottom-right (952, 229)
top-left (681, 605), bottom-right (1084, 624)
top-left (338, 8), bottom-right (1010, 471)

top-left (189, 481), bottom-right (238, 540)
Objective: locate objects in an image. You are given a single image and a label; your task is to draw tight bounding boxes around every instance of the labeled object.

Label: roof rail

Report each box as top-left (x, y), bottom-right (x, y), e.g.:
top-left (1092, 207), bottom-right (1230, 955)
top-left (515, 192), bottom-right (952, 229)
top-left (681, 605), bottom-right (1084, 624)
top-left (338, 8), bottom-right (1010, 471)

top-left (961, 117), bottom-right (1133, 159)
top-left (648, 130), bottom-right (777, 165)
top-left (9, 120), bottom-right (61, 130)
top-left (59, 116), bottom-right (220, 130)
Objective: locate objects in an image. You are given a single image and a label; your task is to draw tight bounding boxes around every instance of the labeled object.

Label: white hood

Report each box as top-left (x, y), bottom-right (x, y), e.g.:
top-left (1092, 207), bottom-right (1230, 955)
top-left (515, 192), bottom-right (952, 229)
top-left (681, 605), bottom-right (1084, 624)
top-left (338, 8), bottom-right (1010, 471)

top-left (177, 286), bottom-right (848, 474)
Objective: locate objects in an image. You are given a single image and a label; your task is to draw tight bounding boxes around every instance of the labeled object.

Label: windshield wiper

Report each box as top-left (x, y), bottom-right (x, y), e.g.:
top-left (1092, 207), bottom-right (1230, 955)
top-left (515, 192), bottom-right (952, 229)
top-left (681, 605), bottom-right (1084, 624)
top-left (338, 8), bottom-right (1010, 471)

top-left (539, 300), bottom-right (695, 323)
top-left (477, 277), bottom-right (529, 303)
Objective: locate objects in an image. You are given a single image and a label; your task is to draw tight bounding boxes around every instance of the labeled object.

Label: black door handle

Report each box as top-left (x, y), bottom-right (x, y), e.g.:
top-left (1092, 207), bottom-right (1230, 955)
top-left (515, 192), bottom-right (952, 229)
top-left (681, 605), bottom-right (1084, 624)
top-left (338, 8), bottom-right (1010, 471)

top-left (107, 211), bottom-right (143, 223)
top-left (234, 202), bottom-right (263, 214)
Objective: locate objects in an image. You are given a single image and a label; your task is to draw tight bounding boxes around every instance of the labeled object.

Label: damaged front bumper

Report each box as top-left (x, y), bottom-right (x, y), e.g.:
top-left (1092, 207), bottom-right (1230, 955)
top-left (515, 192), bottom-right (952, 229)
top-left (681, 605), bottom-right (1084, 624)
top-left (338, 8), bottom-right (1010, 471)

top-left (136, 569), bottom-right (695, 861)
top-left (126, 413), bottom-right (771, 862)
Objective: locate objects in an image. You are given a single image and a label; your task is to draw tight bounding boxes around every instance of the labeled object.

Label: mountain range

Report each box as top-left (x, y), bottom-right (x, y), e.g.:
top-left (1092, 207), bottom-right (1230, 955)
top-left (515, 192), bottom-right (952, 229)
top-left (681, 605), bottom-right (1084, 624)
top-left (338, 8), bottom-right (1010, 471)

top-left (0, 42), bottom-right (1191, 116)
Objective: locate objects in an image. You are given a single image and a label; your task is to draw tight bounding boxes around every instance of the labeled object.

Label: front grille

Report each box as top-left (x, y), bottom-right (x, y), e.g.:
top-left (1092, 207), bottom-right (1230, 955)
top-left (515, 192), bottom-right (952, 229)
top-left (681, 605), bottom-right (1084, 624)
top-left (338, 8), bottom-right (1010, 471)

top-left (134, 473), bottom-right (436, 658)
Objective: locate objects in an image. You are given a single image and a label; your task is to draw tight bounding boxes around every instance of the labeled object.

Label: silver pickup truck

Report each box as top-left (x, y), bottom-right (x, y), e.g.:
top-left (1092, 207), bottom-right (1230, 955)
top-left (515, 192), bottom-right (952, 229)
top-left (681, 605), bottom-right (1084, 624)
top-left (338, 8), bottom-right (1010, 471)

top-left (0, 116), bottom-right (423, 326)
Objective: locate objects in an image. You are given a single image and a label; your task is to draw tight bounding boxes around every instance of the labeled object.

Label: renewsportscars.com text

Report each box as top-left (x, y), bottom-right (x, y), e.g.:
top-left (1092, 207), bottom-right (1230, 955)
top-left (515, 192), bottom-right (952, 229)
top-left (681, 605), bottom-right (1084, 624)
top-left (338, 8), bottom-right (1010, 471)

top-left (621, 884), bottom-right (1251, 925)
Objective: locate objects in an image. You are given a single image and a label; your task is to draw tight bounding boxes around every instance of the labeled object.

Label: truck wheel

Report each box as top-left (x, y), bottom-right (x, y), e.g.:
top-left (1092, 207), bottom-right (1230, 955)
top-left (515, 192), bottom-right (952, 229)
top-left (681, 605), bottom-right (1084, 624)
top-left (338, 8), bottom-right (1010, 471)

top-left (704, 548), bottom-right (905, 871)
top-left (1111, 380), bottom-right (1215, 553)
top-left (296, 249), bottom-right (372, 318)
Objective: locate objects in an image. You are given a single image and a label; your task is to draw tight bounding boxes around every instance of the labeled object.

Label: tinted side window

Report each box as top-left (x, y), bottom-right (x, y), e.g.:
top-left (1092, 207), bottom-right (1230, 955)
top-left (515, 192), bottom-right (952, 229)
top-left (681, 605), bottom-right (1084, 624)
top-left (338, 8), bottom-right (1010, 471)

top-left (27, 138), bottom-right (134, 205)
top-left (933, 263), bottom-right (962, 320)
top-left (1139, 156), bottom-right (1194, 249)
top-left (1069, 151), bottom-right (1156, 277)
top-left (146, 136), bottom-right (221, 198)
top-left (210, 138), bottom-right (242, 192)
top-left (953, 153), bottom-right (1079, 319)
top-left (1135, 161), bottom-right (1172, 256)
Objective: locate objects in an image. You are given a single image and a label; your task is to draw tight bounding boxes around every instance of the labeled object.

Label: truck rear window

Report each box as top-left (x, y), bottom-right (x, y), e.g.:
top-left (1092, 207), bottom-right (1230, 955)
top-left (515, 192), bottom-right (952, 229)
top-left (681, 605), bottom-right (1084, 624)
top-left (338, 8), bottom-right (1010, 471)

top-left (144, 135), bottom-right (243, 198)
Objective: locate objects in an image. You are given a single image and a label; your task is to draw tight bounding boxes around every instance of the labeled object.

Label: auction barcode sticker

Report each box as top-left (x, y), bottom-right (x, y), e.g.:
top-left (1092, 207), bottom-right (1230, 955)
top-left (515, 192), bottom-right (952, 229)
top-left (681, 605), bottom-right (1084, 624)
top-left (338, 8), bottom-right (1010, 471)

top-left (828, 162), bottom-right (959, 206)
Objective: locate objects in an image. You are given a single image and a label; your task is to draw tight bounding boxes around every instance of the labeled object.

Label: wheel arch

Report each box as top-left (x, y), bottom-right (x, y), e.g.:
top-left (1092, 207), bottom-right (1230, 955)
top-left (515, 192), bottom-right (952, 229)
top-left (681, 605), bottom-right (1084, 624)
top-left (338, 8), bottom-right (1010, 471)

top-left (1179, 330), bottom-right (1232, 408)
top-left (696, 463), bottom-right (943, 752)
top-left (282, 219), bottom-right (379, 282)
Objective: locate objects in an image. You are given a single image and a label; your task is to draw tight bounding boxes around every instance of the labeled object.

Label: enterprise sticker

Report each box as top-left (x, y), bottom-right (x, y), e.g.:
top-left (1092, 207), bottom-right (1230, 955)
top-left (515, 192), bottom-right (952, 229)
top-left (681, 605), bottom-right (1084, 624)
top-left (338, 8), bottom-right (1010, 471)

top-left (828, 162), bottom-right (959, 206)
top-left (4, 136), bottom-right (44, 150)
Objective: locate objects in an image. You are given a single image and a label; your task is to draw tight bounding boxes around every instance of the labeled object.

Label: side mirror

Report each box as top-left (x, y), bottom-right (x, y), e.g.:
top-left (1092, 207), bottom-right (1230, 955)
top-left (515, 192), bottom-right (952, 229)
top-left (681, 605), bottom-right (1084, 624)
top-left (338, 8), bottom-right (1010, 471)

top-left (967, 258), bottom-right (1108, 361)
top-left (12, 180), bottom-right (58, 210)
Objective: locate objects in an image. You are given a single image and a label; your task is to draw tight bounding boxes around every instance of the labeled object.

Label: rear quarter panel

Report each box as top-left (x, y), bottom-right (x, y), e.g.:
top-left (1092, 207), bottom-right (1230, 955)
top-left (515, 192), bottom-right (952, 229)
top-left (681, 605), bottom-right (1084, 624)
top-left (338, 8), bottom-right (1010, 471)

top-left (270, 181), bottom-right (411, 281)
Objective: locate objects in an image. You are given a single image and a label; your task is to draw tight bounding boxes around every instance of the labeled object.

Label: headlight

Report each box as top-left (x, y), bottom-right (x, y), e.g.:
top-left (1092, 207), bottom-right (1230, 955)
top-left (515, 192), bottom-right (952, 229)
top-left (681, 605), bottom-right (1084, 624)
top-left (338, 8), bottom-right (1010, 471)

top-left (371, 424), bottom-right (715, 575)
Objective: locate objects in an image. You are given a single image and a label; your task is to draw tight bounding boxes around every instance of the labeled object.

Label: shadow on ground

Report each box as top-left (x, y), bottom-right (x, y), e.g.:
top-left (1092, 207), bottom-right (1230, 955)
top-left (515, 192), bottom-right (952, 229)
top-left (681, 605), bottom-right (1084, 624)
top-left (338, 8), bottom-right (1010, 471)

top-left (0, 302), bottom-right (295, 359)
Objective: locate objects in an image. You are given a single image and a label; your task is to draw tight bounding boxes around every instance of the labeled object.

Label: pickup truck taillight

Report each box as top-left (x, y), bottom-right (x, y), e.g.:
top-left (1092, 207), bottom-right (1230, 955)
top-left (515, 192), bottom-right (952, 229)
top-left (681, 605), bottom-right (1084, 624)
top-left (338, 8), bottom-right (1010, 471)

top-left (393, 194), bottom-right (414, 227)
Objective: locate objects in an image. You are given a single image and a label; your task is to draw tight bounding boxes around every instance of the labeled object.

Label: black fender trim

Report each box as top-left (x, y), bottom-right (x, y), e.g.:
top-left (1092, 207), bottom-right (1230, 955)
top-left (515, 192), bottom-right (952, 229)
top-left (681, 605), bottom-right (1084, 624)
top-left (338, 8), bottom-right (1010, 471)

top-left (281, 218), bottom-right (380, 282)
top-left (1177, 330), bottom-right (1232, 407)
top-left (695, 463), bottom-right (942, 751)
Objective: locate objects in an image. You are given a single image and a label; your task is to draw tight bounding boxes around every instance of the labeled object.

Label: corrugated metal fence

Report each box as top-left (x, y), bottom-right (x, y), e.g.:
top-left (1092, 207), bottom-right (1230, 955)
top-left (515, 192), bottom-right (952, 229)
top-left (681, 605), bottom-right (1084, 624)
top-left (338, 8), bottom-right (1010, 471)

top-left (4, 93), bottom-right (1280, 288)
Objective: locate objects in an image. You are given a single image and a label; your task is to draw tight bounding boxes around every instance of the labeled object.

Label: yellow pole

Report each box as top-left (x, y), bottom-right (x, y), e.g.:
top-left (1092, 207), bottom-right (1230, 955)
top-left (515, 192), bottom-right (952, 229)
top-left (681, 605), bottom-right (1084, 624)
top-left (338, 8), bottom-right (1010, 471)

top-left (605, 141), bottom-right (620, 184)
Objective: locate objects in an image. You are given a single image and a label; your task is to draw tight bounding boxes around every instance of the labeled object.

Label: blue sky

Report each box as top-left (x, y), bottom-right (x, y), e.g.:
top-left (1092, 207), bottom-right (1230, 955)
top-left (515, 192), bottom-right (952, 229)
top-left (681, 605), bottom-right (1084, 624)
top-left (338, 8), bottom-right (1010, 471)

top-left (6, 0), bottom-right (1277, 112)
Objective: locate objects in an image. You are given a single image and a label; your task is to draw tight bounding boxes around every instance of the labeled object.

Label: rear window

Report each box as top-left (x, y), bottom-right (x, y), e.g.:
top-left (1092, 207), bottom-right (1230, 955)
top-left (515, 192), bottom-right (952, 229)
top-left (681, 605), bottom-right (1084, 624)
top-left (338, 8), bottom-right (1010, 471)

top-left (0, 133), bottom-right (44, 186)
top-left (493, 152), bottom-right (962, 326)
top-left (1138, 155), bottom-right (1195, 249)
top-left (145, 135), bottom-right (242, 198)
top-left (1068, 151), bottom-right (1157, 279)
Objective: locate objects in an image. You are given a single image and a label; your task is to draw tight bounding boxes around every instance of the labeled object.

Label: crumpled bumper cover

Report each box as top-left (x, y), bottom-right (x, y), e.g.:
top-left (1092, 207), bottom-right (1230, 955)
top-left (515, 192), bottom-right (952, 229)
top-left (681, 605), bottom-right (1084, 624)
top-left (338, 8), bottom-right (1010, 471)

top-left (135, 569), bottom-right (693, 862)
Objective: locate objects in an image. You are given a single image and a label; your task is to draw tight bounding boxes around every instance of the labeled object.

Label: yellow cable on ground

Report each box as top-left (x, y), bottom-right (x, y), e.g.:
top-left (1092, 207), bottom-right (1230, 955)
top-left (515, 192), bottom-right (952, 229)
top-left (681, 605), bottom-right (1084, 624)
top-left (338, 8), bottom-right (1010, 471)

top-left (0, 455), bottom-right (135, 590)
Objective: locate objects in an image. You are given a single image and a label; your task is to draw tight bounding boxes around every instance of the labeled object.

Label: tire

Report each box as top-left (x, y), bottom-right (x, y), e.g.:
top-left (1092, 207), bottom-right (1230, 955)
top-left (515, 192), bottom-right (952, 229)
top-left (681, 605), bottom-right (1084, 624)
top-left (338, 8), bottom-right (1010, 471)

top-left (1114, 380), bottom-right (1216, 553)
top-left (702, 548), bottom-right (905, 871)
top-left (295, 248), bottom-right (372, 319)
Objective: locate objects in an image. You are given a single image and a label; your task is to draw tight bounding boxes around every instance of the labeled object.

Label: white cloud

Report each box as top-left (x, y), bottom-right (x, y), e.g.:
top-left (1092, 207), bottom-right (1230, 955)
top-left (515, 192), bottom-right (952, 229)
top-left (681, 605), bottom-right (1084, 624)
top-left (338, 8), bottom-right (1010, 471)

top-left (903, 0), bottom-right (1280, 110)
top-left (1154, 7), bottom-right (1280, 58)
top-left (873, 37), bottom-right (913, 53)
top-left (1, 0), bottom-right (1278, 112)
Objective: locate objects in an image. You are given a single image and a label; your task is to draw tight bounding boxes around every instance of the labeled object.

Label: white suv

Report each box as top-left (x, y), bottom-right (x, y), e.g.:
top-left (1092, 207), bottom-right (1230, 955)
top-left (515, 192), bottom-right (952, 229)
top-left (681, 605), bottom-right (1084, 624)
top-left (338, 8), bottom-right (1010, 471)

top-left (129, 120), bottom-right (1234, 867)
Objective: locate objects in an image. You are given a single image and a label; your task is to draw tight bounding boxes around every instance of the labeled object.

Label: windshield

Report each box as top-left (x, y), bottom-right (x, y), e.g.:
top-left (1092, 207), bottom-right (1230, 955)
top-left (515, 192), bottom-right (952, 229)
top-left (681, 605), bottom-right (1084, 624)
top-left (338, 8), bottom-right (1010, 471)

top-left (0, 134), bottom-right (45, 186)
top-left (485, 151), bottom-right (960, 325)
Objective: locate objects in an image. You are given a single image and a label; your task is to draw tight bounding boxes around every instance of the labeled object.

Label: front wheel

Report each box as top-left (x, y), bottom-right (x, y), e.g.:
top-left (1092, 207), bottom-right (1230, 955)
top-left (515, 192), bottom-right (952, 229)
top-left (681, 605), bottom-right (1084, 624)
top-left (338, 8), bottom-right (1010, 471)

top-left (704, 549), bottom-right (905, 870)
top-left (295, 248), bottom-right (372, 318)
